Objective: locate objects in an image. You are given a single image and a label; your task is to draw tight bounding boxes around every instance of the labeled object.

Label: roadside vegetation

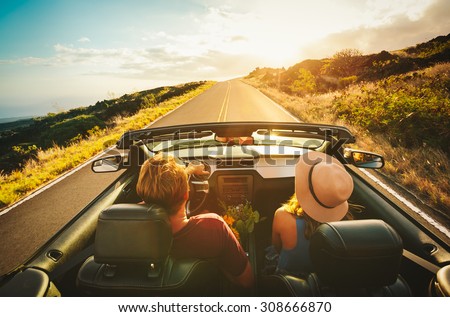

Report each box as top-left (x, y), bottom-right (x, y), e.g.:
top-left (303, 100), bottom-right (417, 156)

top-left (0, 81), bottom-right (215, 208)
top-left (244, 34), bottom-right (450, 214)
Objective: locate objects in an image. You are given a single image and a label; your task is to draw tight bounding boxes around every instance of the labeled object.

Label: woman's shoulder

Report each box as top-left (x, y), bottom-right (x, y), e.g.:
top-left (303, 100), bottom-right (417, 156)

top-left (274, 207), bottom-right (296, 219)
top-left (273, 207), bottom-right (298, 229)
top-left (274, 206), bottom-right (287, 215)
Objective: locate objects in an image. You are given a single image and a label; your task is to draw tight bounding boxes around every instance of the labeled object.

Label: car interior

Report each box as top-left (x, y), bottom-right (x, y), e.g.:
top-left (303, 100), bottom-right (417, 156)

top-left (1, 123), bottom-right (449, 297)
top-left (77, 145), bottom-right (450, 296)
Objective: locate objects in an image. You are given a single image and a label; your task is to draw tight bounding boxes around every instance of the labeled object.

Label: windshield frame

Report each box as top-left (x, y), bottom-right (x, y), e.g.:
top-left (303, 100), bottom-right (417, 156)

top-left (117, 122), bottom-right (356, 151)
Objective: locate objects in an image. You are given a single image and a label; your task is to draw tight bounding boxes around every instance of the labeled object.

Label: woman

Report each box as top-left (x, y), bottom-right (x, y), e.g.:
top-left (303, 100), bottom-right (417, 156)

top-left (271, 151), bottom-right (357, 276)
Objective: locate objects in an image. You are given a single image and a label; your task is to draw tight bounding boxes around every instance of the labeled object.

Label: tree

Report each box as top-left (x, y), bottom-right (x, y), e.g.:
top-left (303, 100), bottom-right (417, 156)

top-left (141, 94), bottom-right (157, 108)
top-left (289, 68), bottom-right (316, 96)
top-left (322, 48), bottom-right (363, 77)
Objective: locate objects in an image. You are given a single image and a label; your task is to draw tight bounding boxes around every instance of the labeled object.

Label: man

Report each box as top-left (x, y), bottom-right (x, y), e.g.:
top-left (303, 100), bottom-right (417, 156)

top-left (136, 153), bottom-right (254, 288)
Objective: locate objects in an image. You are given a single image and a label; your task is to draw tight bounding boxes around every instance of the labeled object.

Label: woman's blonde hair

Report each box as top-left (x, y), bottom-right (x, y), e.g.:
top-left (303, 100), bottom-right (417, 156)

top-left (136, 153), bottom-right (188, 215)
top-left (282, 194), bottom-right (360, 239)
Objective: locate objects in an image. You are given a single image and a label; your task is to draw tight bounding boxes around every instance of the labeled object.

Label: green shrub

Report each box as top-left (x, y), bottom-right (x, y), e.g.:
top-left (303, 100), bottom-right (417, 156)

top-left (289, 69), bottom-right (316, 96)
top-left (333, 67), bottom-right (450, 154)
top-left (40, 114), bottom-right (106, 146)
top-left (338, 76), bottom-right (358, 88)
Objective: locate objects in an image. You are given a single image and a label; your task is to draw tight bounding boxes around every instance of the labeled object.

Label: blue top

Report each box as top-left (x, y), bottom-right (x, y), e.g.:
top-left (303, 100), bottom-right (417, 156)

top-left (276, 217), bottom-right (313, 276)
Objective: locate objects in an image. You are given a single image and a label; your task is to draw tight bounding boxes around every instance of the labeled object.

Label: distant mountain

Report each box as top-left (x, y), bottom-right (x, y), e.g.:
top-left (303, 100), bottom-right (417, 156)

top-left (0, 116), bottom-right (34, 124)
top-left (0, 117), bottom-right (34, 132)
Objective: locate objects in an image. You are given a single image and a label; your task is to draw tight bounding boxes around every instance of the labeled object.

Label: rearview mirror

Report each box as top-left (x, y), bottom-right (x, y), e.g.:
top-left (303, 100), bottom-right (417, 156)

top-left (215, 136), bottom-right (254, 145)
top-left (91, 155), bottom-right (122, 173)
top-left (344, 148), bottom-right (384, 169)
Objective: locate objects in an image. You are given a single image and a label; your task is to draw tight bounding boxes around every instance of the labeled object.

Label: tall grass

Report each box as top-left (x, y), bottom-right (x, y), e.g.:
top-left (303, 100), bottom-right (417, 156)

top-left (0, 81), bottom-right (216, 208)
top-left (244, 64), bottom-right (450, 213)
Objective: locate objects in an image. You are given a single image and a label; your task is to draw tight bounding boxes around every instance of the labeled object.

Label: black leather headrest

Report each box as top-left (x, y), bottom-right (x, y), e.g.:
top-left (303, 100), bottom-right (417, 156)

top-left (310, 219), bottom-right (403, 288)
top-left (94, 204), bottom-right (172, 265)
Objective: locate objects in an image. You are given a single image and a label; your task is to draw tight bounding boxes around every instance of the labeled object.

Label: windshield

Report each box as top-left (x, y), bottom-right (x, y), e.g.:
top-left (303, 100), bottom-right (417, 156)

top-left (148, 130), bottom-right (325, 153)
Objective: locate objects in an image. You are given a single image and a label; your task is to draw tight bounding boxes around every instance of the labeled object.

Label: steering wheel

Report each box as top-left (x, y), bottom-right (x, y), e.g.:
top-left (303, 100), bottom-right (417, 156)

top-left (186, 160), bottom-right (211, 216)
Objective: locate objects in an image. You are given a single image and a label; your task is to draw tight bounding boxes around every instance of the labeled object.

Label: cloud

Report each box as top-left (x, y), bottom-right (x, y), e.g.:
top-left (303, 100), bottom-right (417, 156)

top-left (78, 37), bottom-right (91, 43)
top-left (302, 0), bottom-right (450, 58)
top-left (53, 44), bottom-right (125, 64)
top-left (2, 0), bottom-right (448, 82)
top-left (228, 35), bottom-right (248, 43)
top-left (0, 56), bottom-right (47, 66)
top-left (19, 42), bottom-right (258, 83)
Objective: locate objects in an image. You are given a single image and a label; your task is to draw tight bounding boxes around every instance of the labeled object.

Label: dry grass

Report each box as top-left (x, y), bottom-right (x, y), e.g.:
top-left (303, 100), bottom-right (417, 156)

top-left (243, 78), bottom-right (450, 213)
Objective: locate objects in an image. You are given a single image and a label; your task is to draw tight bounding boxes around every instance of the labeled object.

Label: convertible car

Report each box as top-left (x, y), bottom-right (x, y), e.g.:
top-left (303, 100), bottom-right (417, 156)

top-left (1, 121), bottom-right (449, 297)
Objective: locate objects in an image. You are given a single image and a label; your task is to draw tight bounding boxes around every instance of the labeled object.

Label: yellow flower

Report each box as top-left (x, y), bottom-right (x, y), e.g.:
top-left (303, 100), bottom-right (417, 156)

top-left (220, 201), bottom-right (261, 247)
top-left (230, 227), bottom-right (240, 242)
top-left (223, 214), bottom-right (235, 226)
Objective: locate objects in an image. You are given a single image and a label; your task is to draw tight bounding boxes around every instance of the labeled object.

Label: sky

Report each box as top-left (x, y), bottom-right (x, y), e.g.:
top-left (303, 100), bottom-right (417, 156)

top-left (0, 0), bottom-right (449, 119)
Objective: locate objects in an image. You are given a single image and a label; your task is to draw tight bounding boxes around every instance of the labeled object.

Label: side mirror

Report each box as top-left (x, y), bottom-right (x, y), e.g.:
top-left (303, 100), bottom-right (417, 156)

top-left (91, 155), bottom-right (122, 173)
top-left (430, 265), bottom-right (450, 296)
top-left (344, 148), bottom-right (385, 169)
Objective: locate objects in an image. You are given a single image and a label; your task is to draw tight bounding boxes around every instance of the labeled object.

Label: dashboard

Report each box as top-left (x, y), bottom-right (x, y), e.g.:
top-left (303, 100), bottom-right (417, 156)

top-left (217, 174), bottom-right (253, 205)
top-left (121, 145), bottom-right (305, 212)
top-left (186, 152), bottom-right (302, 206)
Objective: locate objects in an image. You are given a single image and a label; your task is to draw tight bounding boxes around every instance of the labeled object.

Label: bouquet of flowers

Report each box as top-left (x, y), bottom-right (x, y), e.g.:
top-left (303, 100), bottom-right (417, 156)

top-left (220, 201), bottom-right (262, 247)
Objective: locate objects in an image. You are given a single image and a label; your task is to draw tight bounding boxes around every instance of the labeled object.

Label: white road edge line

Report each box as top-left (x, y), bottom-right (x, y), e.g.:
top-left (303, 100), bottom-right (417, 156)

top-left (266, 96), bottom-right (300, 122)
top-left (0, 147), bottom-right (115, 217)
top-left (360, 168), bottom-right (450, 239)
top-left (242, 80), bottom-right (300, 123)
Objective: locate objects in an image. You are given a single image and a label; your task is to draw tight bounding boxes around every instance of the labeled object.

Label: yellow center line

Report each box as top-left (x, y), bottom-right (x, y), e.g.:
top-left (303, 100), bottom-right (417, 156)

top-left (217, 81), bottom-right (231, 122)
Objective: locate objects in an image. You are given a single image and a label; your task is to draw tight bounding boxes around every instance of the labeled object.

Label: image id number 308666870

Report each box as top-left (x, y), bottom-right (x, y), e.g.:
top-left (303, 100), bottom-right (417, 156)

top-left (259, 301), bottom-right (332, 313)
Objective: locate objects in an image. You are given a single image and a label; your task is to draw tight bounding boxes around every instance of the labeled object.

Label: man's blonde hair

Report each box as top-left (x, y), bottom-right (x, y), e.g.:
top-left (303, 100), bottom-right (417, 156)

top-left (136, 154), bottom-right (188, 214)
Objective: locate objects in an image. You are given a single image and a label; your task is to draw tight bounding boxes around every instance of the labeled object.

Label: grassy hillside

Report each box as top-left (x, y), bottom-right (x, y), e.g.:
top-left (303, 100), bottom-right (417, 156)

top-left (249, 33), bottom-right (450, 91)
top-left (245, 34), bottom-right (450, 214)
top-left (0, 81), bottom-right (215, 208)
top-left (0, 82), bottom-right (209, 174)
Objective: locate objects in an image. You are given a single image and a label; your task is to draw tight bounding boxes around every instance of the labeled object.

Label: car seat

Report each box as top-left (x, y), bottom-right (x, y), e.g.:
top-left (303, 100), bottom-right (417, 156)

top-left (259, 219), bottom-right (412, 296)
top-left (77, 203), bottom-right (222, 296)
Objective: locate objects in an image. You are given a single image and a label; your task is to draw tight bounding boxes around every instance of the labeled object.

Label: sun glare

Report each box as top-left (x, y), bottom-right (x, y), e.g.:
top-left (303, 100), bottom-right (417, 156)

top-left (258, 45), bottom-right (300, 68)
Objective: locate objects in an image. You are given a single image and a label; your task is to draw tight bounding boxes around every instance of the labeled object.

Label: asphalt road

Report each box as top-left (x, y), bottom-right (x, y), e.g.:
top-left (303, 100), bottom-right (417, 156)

top-left (151, 79), bottom-right (298, 126)
top-left (0, 79), bottom-right (297, 275)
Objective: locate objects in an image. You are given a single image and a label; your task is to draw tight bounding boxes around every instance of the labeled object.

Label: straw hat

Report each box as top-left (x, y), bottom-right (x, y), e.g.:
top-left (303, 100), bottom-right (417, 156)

top-left (295, 151), bottom-right (354, 223)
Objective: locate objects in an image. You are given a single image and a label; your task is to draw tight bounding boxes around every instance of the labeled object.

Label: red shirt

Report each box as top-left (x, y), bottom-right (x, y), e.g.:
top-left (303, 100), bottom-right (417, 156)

top-left (171, 213), bottom-right (248, 277)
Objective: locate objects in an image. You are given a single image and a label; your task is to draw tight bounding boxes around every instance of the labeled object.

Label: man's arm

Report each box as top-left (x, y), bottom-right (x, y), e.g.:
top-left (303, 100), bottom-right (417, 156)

top-left (227, 260), bottom-right (254, 288)
top-left (185, 160), bottom-right (210, 176)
